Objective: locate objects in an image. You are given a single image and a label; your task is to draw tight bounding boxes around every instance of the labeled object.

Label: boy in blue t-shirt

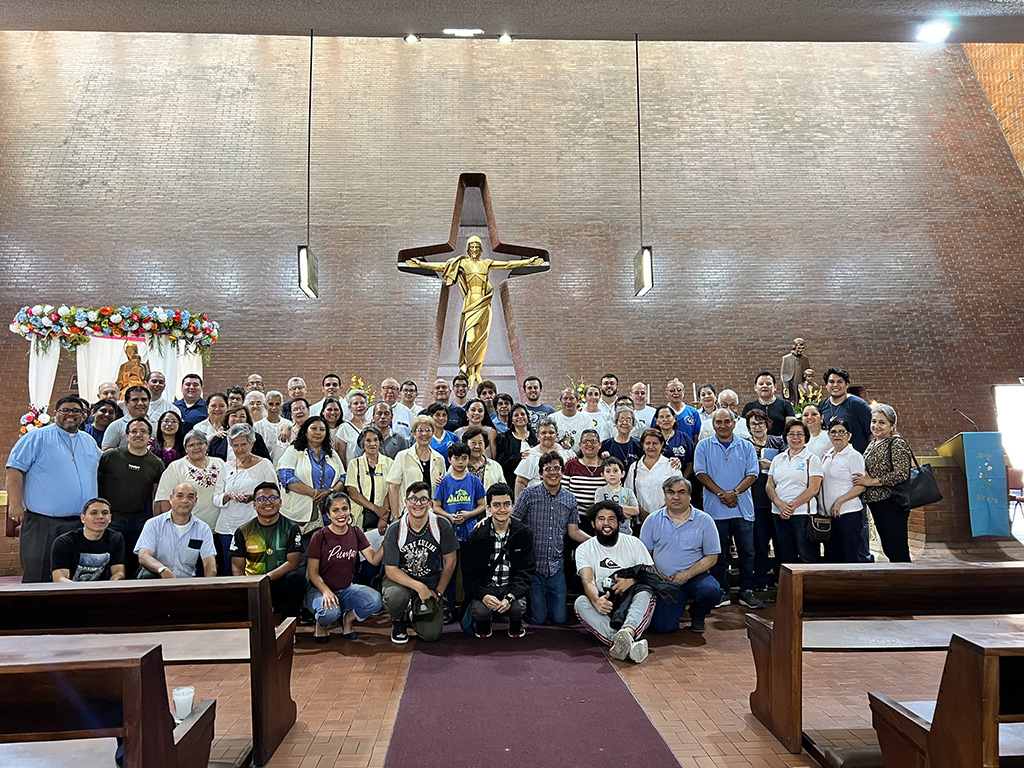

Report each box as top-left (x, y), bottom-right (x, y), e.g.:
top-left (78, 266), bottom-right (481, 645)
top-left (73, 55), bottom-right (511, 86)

top-left (433, 442), bottom-right (486, 616)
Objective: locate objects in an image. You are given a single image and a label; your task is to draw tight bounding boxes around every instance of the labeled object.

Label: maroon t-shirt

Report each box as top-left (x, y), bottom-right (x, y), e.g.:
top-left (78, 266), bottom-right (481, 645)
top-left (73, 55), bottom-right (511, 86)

top-left (307, 525), bottom-right (370, 591)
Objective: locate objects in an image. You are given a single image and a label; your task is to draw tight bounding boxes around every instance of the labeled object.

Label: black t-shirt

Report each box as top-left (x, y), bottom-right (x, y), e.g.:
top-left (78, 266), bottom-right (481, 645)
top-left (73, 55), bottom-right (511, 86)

top-left (50, 528), bottom-right (125, 581)
top-left (743, 398), bottom-right (795, 436)
top-left (98, 447), bottom-right (165, 519)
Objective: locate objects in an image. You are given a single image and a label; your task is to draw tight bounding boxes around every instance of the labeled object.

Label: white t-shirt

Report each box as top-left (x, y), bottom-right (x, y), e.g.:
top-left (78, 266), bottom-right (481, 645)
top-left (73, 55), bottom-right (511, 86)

top-left (767, 448), bottom-right (824, 516)
top-left (579, 409), bottom-right (614, 440)
top-left (369, 402), bottom-right (414, 440)
top-left (575, 534), bottom-right (653, 592)
top-left (514, 445), bottom-right (576, 488)
top-left (552, 410), bottom-right (597, 450)
top-left (821, 445), bottom-right (866, 515)
top-left (806, 431), bottom-right (831, 458)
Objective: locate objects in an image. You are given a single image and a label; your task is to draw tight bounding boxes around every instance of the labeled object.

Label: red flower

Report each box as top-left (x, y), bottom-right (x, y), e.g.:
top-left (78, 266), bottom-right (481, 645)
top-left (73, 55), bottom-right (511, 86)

top-left (130, 313), bottom-right (140, 322)
top-left (92, 325), bottom-right (102, 332)
top-left (99, 306), bottom-right (112, 316)
top-left (49, 312), bottom-right (59, 322)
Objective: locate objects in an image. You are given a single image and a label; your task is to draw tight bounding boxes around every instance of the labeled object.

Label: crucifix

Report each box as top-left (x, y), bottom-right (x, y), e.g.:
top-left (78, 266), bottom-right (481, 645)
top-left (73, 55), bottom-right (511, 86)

top-left (398, 173), bottom-right (549, 389)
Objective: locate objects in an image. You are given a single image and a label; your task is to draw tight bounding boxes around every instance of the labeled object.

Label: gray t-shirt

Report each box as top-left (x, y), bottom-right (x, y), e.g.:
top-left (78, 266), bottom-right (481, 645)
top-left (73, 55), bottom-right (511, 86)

top-left (382, 515), bottom-right (459, 590)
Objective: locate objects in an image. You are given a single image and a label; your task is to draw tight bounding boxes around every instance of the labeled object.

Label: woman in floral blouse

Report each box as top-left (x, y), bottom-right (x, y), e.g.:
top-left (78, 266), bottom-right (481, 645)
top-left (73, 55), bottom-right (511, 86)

top-left (853, 404), bottom-right (913, 562)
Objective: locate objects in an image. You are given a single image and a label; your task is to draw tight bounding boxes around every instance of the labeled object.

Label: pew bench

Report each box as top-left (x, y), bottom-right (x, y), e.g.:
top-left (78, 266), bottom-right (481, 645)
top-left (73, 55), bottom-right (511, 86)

top-left (746, 562), bottom-right (1024, 760)
top-left (870, 633), bottom-right (1024, 768)
top-left (0, 575), bottom-right (296, 766)
top-left (0, 640), bottom-right (216, 768)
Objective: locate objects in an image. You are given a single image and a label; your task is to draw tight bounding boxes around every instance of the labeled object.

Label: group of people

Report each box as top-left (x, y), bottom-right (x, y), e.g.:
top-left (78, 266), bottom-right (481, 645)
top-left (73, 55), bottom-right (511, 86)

top-left (5, 364), bottom-right (916, 662)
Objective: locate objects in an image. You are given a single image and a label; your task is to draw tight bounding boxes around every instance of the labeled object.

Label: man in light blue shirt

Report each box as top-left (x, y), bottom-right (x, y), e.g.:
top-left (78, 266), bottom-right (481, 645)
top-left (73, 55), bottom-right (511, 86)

top-left (136, 482), bottom-right (217, 579)
top-left (694, 408), bottom-right (763, 610)
top-left (640, 476), bottom-right (721, 634)
top-left (6, 396), bottom-right (101, 582)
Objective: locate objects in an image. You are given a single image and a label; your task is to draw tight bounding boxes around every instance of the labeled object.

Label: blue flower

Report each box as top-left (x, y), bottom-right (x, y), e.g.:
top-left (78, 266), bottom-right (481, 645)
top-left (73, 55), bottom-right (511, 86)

top-left (139, 305), bottom-right (150, 316)
top-left (75, 309), bottom-right (87, 321)
top-left (119, 305), bottom-right (132, 317)
top-left (16, 310), bottom-right (27, 323)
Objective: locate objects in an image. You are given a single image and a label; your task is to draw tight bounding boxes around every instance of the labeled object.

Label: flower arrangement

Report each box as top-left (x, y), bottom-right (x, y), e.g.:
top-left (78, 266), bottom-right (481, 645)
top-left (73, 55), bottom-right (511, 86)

top-left (19, 405), bottom-right (50, 434)
top-left (9, 304), bottom-right (219, 359)
top-left (348, 375), bottom-right (376, 405)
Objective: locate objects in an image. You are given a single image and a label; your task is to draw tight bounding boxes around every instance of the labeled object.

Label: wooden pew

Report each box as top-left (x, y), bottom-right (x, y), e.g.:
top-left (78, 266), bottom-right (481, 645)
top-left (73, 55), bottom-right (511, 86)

top-left (0, 640), bottom-right (216, 768)
top-left (746, 562), bottom-right (1024, 757)
top-left (870, 633), bottom-right (1024, 768)
top-left (0, 575), bottom-right (296, 767)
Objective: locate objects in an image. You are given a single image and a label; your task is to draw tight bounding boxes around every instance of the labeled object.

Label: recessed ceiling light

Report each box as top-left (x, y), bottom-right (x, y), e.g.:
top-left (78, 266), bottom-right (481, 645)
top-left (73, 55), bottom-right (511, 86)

top-left (404, 34), bottom-right (421, 43)
top-left (442, 28), bottom-right (485, 37)
top-left (916, 20), bottom-right (952, 44)
top-left (498, 33), bottom-right (513, 43)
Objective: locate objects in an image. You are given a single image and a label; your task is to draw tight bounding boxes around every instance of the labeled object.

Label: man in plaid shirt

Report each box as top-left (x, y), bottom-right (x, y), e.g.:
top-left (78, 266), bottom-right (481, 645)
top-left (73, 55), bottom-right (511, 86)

top-left (512, 452), bottom-right (590, 625)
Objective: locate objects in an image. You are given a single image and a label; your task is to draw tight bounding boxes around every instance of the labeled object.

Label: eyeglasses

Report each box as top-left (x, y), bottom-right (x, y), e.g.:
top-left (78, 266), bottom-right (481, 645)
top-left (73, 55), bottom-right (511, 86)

top-left (56, 408), bottom-right (85, 415)
top-left (828, 429), bottom-right (850, 436)
top-left (248, 382), bottom-right (264, 389)
top-left (580, 440), bottom-right (599, 445)
top-left (255, 495), bottom-right (281, 504)
top-left (407, 496), bottom-right (431, 505)
top-left (541, 466), bottom-right (563, 474)
top-left (160, 419), bottom-right (179, 425)
top-left (127, 430), bottom-right (151, 436)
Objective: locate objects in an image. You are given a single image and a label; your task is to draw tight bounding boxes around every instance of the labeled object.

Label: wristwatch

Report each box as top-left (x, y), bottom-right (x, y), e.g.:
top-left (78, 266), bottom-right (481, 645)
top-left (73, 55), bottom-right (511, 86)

top-left (506, 594), bottom-right (517, 603)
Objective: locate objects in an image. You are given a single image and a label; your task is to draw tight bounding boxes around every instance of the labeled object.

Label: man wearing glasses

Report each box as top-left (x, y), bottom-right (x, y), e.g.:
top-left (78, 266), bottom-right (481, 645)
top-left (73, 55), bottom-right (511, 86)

top-left (99, 417), bottom-right (165, 577)
top-left (6, 396), bottom-right (101, 582)
top-left (245, 373), bottom-right (264, 393)
top-left (512, 453), bottom-right (590, 626)
top-left (230, 482), bottom-right (304, 616)
top-left (381, 481), bottom-right (459, 644)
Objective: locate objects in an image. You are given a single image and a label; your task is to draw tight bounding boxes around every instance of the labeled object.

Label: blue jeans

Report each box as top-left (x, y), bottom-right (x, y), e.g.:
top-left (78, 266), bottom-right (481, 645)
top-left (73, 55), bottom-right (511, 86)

top-left (651, 572), bottom-right (720, 633)
top-left (305, 584), bottom-right (382, 627)
top-left (824, 510), bottom-right (865, 563)
top-left (529, 569), bottom-right (568, 625)
top-left (711, 517), bottom-right (756, 592)
top-left (775, 515), bottom-right (821, 564)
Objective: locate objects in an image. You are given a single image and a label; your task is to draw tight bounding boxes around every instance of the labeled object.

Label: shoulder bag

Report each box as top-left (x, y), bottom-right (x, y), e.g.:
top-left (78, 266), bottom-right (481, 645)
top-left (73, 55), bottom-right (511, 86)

top-left (887, 438), bottom-right (943, 509)
top-left (806, 456), bottom-right (831, 543)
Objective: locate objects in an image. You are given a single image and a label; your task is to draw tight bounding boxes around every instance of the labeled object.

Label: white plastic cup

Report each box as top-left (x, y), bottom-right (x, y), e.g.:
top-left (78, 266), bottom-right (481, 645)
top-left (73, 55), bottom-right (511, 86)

top-left (172, 686), bottom-right (195, 720)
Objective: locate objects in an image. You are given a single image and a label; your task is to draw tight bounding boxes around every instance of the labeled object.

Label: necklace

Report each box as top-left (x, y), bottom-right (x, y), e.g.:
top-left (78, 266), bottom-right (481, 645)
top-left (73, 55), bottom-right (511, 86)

top-left (60, 430), bottom-right (78, 464)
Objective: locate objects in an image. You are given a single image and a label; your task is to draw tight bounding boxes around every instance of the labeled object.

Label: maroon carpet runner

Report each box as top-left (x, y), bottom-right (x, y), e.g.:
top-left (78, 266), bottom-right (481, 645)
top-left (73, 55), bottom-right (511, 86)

top-left (383, 627), bottom-right (682, 768)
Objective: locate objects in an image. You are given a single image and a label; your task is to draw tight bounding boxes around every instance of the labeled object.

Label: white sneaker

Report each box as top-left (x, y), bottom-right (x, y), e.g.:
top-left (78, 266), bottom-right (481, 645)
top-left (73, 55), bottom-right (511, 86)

top-left (609, 628), bottom-right (632, 660)
top-left (628, 638), bottom-right (649, 663)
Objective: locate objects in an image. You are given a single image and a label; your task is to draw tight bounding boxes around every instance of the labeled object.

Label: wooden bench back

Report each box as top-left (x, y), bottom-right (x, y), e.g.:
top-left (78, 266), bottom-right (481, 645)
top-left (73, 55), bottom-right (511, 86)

top-left (0, 576), bottom-right (267, 634)
top-left (784, 563), bottom-right (1024, 619)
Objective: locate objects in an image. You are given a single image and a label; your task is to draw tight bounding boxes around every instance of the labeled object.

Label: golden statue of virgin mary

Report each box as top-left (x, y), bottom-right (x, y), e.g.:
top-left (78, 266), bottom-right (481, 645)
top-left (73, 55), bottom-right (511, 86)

top-left (404, 236), bottom-right (543, 387)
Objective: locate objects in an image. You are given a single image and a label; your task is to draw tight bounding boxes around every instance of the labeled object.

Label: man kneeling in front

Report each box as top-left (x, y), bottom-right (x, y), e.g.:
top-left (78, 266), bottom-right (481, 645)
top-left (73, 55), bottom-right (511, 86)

top-left (462, 482), bottom-right (536, 638)
top-left (136, 481), bottom-right (217, 578)
top-left (381, 481), bottom-right (459, 643)
top-left (574, 500), bottom-right (656, 663)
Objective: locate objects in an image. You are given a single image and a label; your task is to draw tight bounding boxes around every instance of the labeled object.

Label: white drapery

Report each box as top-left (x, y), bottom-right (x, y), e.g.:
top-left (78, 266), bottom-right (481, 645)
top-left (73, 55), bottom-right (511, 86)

top-left (27, 338), bottom-right (60, 411)
top-left (76, 335), bottom-right (149, 404)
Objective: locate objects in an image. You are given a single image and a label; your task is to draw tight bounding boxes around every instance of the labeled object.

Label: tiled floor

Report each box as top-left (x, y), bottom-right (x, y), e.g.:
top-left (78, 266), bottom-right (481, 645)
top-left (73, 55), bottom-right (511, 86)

top-left (155, 604), bottom-right (944, 768)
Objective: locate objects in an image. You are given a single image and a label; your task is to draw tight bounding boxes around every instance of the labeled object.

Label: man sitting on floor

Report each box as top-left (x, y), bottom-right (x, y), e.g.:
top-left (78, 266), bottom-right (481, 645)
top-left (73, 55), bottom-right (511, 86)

top-left (639, 475), bottom-right (721, 634)
top-left (462, 482), bottom-right (536, 639)
top-left (381, 481), bottom-right (459, 644)
top-left (574, 500), bottom-right (657, 663)
top-left (136, 481), bottom-right (217, 579)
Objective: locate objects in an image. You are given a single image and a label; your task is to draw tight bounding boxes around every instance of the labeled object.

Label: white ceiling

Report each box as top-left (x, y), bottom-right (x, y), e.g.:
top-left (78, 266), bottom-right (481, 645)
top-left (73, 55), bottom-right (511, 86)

top-left (4, 0), bottom-right (1024, 42)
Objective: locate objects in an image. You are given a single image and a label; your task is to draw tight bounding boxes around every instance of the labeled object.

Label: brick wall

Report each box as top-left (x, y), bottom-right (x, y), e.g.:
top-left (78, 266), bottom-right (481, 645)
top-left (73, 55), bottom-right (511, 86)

top-left (964, 44), bottom-right (1024, 176)
top-left (2, 34), bottom-right (1024, 573)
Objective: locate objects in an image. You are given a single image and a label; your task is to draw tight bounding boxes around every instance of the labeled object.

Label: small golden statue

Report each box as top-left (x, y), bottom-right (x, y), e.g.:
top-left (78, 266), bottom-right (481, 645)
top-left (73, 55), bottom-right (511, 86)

top-left (116, 341), bottom-right (150, 399)
top-left (798, 368), bottom-right (822, 402)
top-left (404, 236), bottom-right (544, 387)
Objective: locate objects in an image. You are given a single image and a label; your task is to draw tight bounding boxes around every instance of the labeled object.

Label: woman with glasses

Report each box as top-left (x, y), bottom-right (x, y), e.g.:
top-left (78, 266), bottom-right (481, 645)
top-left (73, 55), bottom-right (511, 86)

top-left (346, 426), bottom-right (393, 536)
top-left (801, 404), bottom-right (831, 457)
top-left (278, 416), bottom-right (345, 544)
top-left (564, 429), bottom-right (606, 514)
top-left (462, 426), bottom-right (505, 491)
top-left (212, 424), bottom-right (277, 574)
top-left (601, 408), bottom-right (643, 471)
top-left (766, 418), bottom-right (824, 564)
top-left (743, 408), bottom-right (785, 591)
top-left (820, 418), bottom-right (867, 563)
top-left (497, 404), bottom-right (538, 488)
top-left (853, 403), bottom-right (914, 562)
top-left (278, 397), bottom-right (310, 445)
top-left (150, 410), bottom-right (186, 467)
top-left (386, 415), bottom-right (446, 522)
top-left (208, 405), bottom-right (272, 462)
top-left (155, 429), bottom-right (227, 535)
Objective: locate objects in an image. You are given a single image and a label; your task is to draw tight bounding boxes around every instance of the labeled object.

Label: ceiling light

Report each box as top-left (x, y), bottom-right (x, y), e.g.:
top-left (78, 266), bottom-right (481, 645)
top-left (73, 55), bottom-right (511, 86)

top-left (298, 246), bottom-right (319, 299)
top-left (498, 33), bottom-right (513, 43)
top-left (916, 20), bottom-right (951, 44)
top-left (634, 247), bottom-right (653, 297)
top-left (404, 34), bottom-right (421, 43)
top-left (443, 28), bottom-right (484, 37)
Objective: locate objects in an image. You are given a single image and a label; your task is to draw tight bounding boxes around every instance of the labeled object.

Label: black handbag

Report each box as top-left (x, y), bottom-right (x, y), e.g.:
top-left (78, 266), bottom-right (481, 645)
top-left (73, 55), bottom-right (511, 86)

top-left (805, 460), bottom-right (831, 543)
top-left (887, 439), bottom-right (943, 509)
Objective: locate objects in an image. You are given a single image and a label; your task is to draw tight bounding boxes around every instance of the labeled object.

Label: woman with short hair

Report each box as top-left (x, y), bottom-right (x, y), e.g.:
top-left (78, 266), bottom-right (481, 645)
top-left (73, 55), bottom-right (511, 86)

top-left (208, 405), bottom-right (271, 462)
top-left (766, 418), bottom-right (824, 565)
top-left (821, 418), bottom-right (867, 563)
top-left (154, 429), bottom-right (228, 533)
top-left (462, 426), bottom-right (505, 491)
top-left (744, 408), bottom-right (785, 591)
top-left (652, 405), bottom-right (693, 477)
top-left (492, 393), bottom-right (514, 434)
top-left (425, 402), bottom-right (459, 466)
top-left (496, 404), bottom-right (537, 487)
top-left (564, 428), bottom-right (606, 512)
top-left (346, 426), bottom-right (393, 536)
top-left (601, 407), bottom-right (643, 471)
top-left (278, 398), bottom-right (310, 445)
top-left (853, 404), bottom-right (914, 563)
top-left (625, 428), bottom-right (676, 519)
top-left (386, 414), bottom-right (446, 520)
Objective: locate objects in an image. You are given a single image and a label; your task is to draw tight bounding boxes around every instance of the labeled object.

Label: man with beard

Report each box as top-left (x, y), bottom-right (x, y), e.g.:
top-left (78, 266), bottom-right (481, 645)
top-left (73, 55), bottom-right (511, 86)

top-left (598, 373), bottom-right (619, 416)
top-left (573, 500), bottom-right (656, 663)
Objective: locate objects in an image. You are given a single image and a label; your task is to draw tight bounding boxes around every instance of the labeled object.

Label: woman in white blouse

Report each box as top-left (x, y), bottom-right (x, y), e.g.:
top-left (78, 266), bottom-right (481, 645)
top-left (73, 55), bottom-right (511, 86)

top-left (212, 424), bottom-right (277, 574)
top-left (154, 429), bottom-right (228, 532)
top-left (625, 428), bottom-right (676, 519)
top-left (820, 418), bottom-right (866, 563)
top-left (766, 418), bottom-right (824, 565)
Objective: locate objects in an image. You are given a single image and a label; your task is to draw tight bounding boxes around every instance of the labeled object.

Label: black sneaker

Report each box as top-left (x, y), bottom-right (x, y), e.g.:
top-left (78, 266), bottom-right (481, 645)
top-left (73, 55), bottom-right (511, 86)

top-left (508, 618), bottom-right (526, 638)
top-left (298, 608), bottom-right (316, 626)
top-left (474, 620), bottom-right (492, 638)
top-left (391, 620), bottom-right (409, 644)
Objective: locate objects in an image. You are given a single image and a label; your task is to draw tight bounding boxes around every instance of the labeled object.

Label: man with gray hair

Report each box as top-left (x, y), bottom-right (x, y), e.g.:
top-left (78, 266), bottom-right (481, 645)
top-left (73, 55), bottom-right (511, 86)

top-left (639, 475), bottom-right (721, 633)
top-left (282, 376), bottom-right (308, 420)
top-left (371, 377), bottom-right (413, 439)
top-left (699, 388), bottom-right (749, 441)
top-left (694, 408), bottom-right (763, 610)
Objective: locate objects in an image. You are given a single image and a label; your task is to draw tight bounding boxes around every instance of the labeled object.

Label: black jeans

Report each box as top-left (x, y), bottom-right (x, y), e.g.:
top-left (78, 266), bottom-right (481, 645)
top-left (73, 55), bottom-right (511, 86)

top-left (823, 509), bottom-right (865, 563)
top-left (775, 515), bottom-right (820, 565)
top-left (869, 496), bottom-right (912, 562)
top-left (752, 505), bottom-right (778, 588)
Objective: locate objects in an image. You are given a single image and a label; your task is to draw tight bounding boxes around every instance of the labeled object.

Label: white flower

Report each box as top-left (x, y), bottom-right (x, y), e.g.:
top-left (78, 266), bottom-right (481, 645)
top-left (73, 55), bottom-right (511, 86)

top-left (75, 320), bottom-right (87, 328)
top-left (37, 413), bottom-right (50, 424)
top-left (41, 317), bottom-right (53, 327)
top-left (110, 313), bottom-right (122, 323)
top-left (9, 323), bottom-right (19, 334)
top-left (31, 305), bottom-right (43, 315)
top-left (87, 311), bottom-right (98, 322)
top-left (20, 324), bottom-right (30, 334)
top-left (42, 305), bottom-right (54, 314)
top-left (25, 424), bottom-right (36, 432)
top-left (58, 305), bottom-right (70, 315)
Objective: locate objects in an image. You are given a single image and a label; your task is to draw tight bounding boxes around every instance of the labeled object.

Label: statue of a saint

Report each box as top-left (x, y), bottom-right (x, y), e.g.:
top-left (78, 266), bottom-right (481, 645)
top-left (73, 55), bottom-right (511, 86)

top-left (780, 337), bottom-right (811, 404)
top-left (798, 369), bottom-right (821, 402)
top-left (116, 341), bottom-right (150, 399)
top-left (404, 236), bottom-right (544, 387)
